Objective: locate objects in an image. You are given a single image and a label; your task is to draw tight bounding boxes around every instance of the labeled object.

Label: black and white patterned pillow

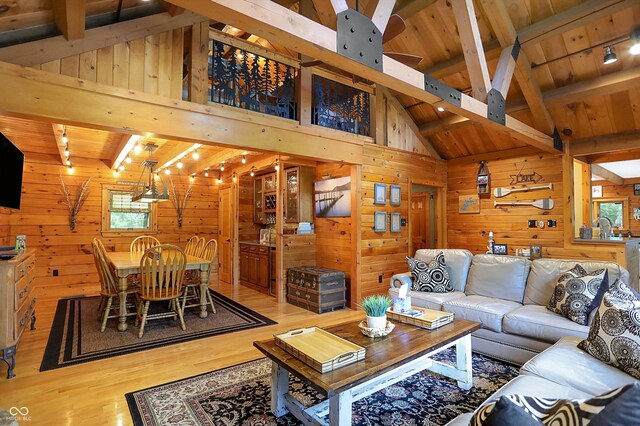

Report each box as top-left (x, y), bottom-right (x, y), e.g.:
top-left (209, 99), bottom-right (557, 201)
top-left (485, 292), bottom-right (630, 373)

top-left (578, 279), bottom-right (640, 379)
top-left (406, 252), bottom-right (453, 293)
top-left (471, 382), bottom-right (640, 425)
top-left (546, 265), bottom-right (608, 325)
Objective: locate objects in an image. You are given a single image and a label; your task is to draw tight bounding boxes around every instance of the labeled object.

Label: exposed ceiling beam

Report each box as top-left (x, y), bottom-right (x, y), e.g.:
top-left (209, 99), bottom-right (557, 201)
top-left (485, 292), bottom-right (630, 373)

top-left (190, 148), bottom-right (246, 175)
top-left (109, 135), bottom-right (142, 169)
top-left (166, 0), bottom-right (555, 152)
top-left (52, 0), bottom-right (86, 41)
top-left (370, 0), bottom-right (395, 34)
top-left (379, 86), bottom-right (441, 159)
top-left (591, 163), bottom-right (624, 185)
top-left (419, 114), bottom-right (474, 136)
top-left (164, 3), bottom-right (186, 16)
top-left (479, 0), bottom-right (555, 135)
top-left (311, 0), bottom-right (337, 28)
top-left (422, 40), bottom-right (501, 79)
top-left (581, 149), bottom-right (640, 165)
top-left (491, 45), bottom-right (516, 99)
top-left (570, 130), bottom-right (640, 156)
top-left (447, 146), bottom-right (547, 165)
top-left (329, 0), bottom-right (349, 14)
top-left (451, 0), bottom-right (491, 101)
top-left (0, 11), bottom-right (207, 67)
top-left (157, 143), bottom-right (203, 171)
top-left (393, 0), bottom-right (439, 20)
top-left (51, 124), bottom-right (69, 166)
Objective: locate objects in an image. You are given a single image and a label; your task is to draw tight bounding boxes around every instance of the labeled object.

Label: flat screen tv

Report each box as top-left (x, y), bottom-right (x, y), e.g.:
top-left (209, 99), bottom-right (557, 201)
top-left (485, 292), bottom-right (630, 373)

top-left (0, 132), bottom-right (24, 210)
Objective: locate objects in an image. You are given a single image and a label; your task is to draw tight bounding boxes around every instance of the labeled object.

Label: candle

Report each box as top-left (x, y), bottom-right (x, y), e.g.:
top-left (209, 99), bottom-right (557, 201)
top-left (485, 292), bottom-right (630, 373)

top-left (489, 231), bottom-right (493, 238)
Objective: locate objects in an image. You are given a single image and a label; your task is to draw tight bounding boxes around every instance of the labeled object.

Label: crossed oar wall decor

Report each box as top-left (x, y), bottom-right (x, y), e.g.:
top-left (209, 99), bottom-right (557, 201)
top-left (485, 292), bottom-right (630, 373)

top-left (492, 183), bottom-right (554, 210)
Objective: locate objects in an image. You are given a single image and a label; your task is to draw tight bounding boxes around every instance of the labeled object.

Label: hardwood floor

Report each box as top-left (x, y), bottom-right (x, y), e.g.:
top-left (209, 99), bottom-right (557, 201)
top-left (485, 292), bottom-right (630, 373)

top-left (0, 282), bottom-right (363, 425)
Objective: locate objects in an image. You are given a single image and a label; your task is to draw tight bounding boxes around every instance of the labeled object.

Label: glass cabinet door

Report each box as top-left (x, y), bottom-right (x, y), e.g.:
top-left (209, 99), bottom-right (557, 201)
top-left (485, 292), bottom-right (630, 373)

top-left (263, 174), bottom-right (276, 191)
top-left (285, 168), bottom-right (298, 222)
top-left (254, 177), bottom-right (263, 223)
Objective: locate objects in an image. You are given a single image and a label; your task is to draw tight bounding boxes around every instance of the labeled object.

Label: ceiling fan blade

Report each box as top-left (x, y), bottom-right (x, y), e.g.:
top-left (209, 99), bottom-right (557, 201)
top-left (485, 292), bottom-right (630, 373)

top-left (384, 52), bottom-right (423, 68)
top-left (301, 60), bottom-right (324, 68)
top-left (382, 14), bottom-right (406, 44)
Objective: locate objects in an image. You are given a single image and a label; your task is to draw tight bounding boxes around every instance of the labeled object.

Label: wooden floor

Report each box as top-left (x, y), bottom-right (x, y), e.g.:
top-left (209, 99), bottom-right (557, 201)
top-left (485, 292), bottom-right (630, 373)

top-left (0, 282), bottom-right (363, 425)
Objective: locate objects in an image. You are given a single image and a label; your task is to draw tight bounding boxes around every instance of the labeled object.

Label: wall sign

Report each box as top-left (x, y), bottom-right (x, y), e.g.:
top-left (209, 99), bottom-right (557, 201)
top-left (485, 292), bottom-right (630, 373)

top-left (592, 185), bottom-right (603, 198)
top-left (510, 171), bottom-right (543, 185)
top-left (458, 194), bottom-right (480, 214)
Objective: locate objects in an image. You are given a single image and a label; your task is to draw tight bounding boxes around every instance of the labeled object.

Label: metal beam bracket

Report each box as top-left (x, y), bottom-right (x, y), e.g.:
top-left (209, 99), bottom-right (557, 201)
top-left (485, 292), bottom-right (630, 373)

top-left (511, 37), bottom-right (521, 61)
top-left (487, 88), bottom-right (506, 125)
top-left (336, 9), bottom-right (383, 72)
top-left (423, 74), bottom-right (462, 107)
top-left (552, 127), bottom-right (564, 152)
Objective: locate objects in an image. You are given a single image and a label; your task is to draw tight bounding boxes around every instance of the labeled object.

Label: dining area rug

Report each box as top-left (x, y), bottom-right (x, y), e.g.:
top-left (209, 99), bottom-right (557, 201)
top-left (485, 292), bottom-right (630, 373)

top-left (126, 350), bottom-right (518, 425)
top-left (40, 291), bottom-right (276, 371)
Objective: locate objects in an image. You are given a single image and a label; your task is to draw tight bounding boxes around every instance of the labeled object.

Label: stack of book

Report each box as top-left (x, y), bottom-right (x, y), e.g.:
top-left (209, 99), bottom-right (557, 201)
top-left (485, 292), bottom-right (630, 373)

top-left (387, 307), bottom-right (454, 330)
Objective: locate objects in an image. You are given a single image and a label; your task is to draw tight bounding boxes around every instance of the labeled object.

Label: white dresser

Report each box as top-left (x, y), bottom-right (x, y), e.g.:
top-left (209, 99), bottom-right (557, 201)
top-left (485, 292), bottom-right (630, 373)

top-left (0, 249), bottom-right (36, 378)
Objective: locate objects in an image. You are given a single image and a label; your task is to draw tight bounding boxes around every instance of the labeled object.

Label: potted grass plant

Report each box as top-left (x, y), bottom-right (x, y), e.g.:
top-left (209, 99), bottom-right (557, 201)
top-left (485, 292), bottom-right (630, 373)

top-left (360, 295), bottom-right (392, 330)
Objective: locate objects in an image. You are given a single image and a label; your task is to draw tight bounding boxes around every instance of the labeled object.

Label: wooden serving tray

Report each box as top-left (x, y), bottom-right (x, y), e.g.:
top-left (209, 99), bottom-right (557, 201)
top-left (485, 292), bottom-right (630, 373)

top-left (274, 327), bottom-right (366, 373)
top-left (387, 307), bottom-right (454, 330)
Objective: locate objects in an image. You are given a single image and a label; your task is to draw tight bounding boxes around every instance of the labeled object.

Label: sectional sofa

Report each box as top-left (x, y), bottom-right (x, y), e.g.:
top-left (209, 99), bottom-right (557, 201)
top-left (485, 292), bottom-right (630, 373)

top-left (389, 249), bottom-right (630, 365)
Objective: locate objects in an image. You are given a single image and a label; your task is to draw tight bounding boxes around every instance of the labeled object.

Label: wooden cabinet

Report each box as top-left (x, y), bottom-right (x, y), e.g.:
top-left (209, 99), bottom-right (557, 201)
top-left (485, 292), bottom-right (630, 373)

top-left (0, 249), bottom-right (36, 378)
top-left (253, 167), bottom-right (314, 224)
top-left (239, 243), bottom-right (272, 295)
top-left (253, 178), bottom-right (263, 223)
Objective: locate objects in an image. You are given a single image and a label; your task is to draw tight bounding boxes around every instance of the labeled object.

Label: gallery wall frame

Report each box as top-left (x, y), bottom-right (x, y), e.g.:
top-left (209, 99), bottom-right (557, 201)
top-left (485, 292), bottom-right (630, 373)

top-left (390, 212), bottom-right (401, 233)
top-left (374, 183), bottom-right (386, 205)
top-left (374, 211), bottom-right (387, 232)
top-left (389, 185), bottom-right (401, 206)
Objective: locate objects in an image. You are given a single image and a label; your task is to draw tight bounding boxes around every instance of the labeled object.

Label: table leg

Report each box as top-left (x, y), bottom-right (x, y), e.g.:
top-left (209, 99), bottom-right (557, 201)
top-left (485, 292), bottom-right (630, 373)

top-left (199, 265), bottom-right (210, 319)
top-left (329, 391), bottom-right (352, 425)
top-left (456, 334), bottom-right (473, 390)
top-left (271, 362), bottom-right (289, 417)
top-left (118, 276), bottom-right (128, 332)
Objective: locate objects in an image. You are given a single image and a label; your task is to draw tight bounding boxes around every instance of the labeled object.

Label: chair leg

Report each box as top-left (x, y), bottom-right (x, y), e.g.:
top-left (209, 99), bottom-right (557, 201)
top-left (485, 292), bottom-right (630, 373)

top-left (175, 298), bottom-right (187, 331)
top-left (206, 289), bottom-right (216, 314)
top-left (135, 298), bottom-right (143, 327)
top-left (97, 295), bottom-right (106, 314)
top-left (138, 301), bottom-right (150, 338)
top-left (100, 296), bottom-right (113, 332)
top-left (180, 288), bottom-right (189, 316)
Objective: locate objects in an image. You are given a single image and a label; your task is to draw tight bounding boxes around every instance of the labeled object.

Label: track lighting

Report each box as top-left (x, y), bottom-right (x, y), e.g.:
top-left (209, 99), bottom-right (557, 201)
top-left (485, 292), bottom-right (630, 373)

top-left (176, 160), bottom-right (183, 169)
top-left (603, 46), bottom-right (617, 64)
top-left (242, 155), bottom-right (247, 164)
top-left (631, 29), bottom-right (640, 55)
top-left (192, 149), bottom-right (200, 160)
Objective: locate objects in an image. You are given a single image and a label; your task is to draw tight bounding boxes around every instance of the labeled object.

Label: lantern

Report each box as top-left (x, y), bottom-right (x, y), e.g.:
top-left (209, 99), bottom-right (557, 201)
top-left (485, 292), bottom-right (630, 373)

top-left (477, 161), bottom-right (491, 197)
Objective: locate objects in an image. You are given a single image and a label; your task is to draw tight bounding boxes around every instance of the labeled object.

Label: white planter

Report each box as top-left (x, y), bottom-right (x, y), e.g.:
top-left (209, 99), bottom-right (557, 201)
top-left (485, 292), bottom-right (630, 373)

top-left (366, 315), bottom-right (387, 330)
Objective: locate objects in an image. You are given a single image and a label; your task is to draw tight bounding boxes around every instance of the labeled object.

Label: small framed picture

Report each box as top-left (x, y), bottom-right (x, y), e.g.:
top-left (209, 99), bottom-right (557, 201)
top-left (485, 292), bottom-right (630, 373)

top-left (390, 212), bottom-right (401, 233)
top-left (634, 183), bottom-right (640, 196)
top-left (389, 185), bottom-right (401, 206)
top-left (374, 211), bottom-right (387, 232)
top-left (374, 183), bottom-right (386, 205)
top-left (530, 244), bottom-right (543, 259)
top-left (592, 185), bottom-right (603, 198)
top-left (492, 244), bottom-right (508, 255)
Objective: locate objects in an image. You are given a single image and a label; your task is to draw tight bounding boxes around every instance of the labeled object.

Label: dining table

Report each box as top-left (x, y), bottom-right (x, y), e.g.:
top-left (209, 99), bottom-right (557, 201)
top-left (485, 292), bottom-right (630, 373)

top-left (106, 251), bottom-right (211, 332)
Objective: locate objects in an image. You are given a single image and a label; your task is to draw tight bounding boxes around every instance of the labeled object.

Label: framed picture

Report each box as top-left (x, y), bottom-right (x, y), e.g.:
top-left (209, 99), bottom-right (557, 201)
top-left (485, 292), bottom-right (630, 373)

top-left (592, 185), bottom-right (603, 198)
top-left (374, 211), bottom-right (387, 232)
top-left (314, 176), bottom-right (351, 218)
top-left (374, 183), bottom-right (386, 205)
top-left (530, 244), bottom-right (543, 259)
top-left (492, 244), bottom-right (508, 255)
top-left (389, 185), bottom-right (401, 206)
top-left (634, 183), bottom-right (640, 196)
top-left (458, 194), bottom-right (480, 214)
top-left (390, 212), bottom-right (401, 233)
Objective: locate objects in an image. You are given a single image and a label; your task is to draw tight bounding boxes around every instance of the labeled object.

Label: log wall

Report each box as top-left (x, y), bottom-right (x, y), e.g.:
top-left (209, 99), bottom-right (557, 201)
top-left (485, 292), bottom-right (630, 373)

top-left (600, 178), bottom-right (640, 237)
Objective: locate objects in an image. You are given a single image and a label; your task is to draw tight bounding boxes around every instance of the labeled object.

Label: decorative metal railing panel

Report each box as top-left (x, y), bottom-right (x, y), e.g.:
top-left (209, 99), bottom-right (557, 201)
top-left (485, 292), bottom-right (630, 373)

top-left (312, 75), bottom-right (371, 136)
top-left (209, 40), bottom-right (298, 120)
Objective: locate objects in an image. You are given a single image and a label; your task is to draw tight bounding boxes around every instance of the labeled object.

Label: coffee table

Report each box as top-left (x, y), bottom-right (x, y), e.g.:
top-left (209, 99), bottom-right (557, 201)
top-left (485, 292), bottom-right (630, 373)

top-left (253, 318), bottom-right (480, 425)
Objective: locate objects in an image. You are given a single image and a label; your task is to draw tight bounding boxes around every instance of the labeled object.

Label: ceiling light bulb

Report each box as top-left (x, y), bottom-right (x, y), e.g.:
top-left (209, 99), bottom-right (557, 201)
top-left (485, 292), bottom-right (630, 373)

top-left (165, 169), bottom-right (171, 175)
top-left (216, 176), bottom-right (222, 184)
top-left (190, 175), bottom-right (195, 182)
top-left (274, 160), bottom-right (280, 172)
top-left (67, 166), bottom-right (74, 173)
top-left (133, 143), bottom-right (143, 154)
top-left (125, 156), bottom-right (132, 164)
top-left (436, 106), bottom-right (445, 112)
top-left (62, 131), bottom-right (68, 144)
top-left (66, 159), bottom-right (71, 166)
top-left (205, 171), bottom-right (209, 177)
top-left (631, 43), bottom-right (640, 55)
top-left (64, 146), bottom-right (70, 157)
top-left (118, 164), bottom-right (125, 171)
top-left (232, 174), bottom-right (237, 182)
top-left (192, 150), bottom-right (200, 160)
top-left (250, 167), bottom-right (255, 177)
top-left (220, 164), bottom-right (225, 171)
top-left (176, 160), bottom-right (183, 169)
top-left (630, 29), bottom-right (640, 55)
top-left (242, 155), bottom-right (247, 164)
top-left (603, 46), bottom-right (617, 64)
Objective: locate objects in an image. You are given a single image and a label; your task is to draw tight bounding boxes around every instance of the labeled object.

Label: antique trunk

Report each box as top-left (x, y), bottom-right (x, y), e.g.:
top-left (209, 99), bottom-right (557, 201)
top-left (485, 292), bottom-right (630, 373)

top-left (286, 266), bottom-right (346, 314)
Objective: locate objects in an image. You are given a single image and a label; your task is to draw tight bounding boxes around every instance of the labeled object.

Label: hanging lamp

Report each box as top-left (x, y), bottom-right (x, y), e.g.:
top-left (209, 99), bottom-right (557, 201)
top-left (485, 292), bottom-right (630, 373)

top-left (132, 143), bottom-right (170, 203)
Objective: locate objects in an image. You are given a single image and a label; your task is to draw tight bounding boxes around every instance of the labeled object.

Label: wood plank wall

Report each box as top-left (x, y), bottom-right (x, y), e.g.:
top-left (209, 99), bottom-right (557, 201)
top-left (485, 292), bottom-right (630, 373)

top-left (375, 90), bottom-right (431, 155)
top-left (0, 208), bottom-right (10, 246)
top-left (9, 153), bottom-right (218, 300)
top-left (238, 176), bottom-right (261, 242)
top-left (600, 177), bottom-right (640, 237)
top-left (36, 28), bottom-right (185, 99)
top-left (360, 144), bottom-right (447, 299)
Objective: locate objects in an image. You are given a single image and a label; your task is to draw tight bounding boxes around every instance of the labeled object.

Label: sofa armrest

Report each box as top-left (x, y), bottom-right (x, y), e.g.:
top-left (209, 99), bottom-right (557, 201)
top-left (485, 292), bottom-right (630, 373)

top-left (390, 272), bottom-right (412, 289)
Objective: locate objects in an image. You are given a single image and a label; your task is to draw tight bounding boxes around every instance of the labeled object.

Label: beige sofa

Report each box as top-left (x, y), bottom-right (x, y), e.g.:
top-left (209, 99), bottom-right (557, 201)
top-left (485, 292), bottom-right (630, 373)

top-left (389, 249), bottom-right (630, 365)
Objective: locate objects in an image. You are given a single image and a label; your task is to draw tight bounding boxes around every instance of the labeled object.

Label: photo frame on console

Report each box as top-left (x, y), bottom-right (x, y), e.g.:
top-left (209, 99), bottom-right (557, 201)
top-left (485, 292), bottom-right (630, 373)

top-left (492, 244), bottom-right (508, 255)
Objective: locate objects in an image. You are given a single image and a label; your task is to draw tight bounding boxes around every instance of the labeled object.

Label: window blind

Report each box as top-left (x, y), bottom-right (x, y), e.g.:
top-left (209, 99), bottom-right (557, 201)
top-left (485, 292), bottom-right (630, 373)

top-left (108, 191), bottom-right (151, 213)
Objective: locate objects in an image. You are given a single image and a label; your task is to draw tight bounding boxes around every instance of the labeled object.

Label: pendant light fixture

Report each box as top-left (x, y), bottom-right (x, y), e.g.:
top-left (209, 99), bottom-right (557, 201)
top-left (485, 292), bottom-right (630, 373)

top-left (132, 143), bottom-right (170, 203)
top-left (603, 46), bottom-right (617, 64)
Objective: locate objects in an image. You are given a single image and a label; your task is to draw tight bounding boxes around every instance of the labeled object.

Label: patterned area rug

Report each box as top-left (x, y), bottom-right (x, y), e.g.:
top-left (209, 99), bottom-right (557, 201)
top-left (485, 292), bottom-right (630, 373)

top-left (126, 350), bottom-right (518, 425)
top-left (41, 291), bottom-right (276, 371)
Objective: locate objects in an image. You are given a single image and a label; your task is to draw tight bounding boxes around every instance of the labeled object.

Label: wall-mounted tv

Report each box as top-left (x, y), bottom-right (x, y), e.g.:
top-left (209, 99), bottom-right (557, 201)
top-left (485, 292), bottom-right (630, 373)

top-left (0, 132), bottom-right (24, 210)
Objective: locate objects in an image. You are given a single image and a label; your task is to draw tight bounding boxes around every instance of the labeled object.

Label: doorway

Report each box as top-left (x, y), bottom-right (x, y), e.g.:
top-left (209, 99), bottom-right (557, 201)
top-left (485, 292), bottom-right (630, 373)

top-left (218, 187), bottom-right (233, 284)
top-left (410, 184), bottom-right (437, 254)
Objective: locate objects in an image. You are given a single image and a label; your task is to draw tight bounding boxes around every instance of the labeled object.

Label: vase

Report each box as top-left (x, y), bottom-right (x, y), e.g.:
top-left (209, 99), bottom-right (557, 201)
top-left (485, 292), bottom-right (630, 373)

top-left (366, 315), bottom-right (387, 330)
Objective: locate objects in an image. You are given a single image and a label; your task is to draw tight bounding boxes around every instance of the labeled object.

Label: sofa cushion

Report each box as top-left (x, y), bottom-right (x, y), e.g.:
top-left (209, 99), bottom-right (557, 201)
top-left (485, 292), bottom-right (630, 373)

top-left (407, 252), bottom-right (453, 293)
top-left (578, 279), bottom-right (640, 379)
top-left (471, 396), bottom-right (539, 426)
top-left (443, 295), bottom-right (521, 333)
top-left (520, 336), bottom-right (637, 396)
top-left (480, 375), bottom-right (592, 407)
top-left (414, 249), bottom-right (473, 292)
top-left (546, 268), bottom-right (609, 325)
top-left (503, 305), bottom-right (589, 343)
top-left (465, 255), bottom-right (531, 303)
top-left (524, 258), bottom-right (629, 306)
top-left (388, 287), bottom-right (465, 311)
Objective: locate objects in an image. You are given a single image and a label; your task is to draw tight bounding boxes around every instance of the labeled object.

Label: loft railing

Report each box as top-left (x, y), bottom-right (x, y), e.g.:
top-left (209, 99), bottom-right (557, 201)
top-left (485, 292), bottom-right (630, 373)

top-left (311, 74), bottom-right (371, 137)
top-left (208, 40), bottom-right (298, 120)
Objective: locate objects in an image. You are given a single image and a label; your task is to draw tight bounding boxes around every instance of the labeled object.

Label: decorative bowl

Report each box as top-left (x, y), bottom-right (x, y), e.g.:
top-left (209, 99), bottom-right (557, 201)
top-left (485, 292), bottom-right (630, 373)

top-left (359, 320), bottom-right (395, 338)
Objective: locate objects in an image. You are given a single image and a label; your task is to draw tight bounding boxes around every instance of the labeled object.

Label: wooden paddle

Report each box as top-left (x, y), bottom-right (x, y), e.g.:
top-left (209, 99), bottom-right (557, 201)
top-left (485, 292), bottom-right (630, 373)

top-left (493, 183), bottom-right (553, 198)
top-left (494, 199), bottom-right (555, 210)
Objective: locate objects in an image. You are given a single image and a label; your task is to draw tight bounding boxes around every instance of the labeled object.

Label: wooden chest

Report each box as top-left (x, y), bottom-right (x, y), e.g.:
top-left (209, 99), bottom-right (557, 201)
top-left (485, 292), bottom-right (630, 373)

top-left (286, 266), bottom-right (346, 314)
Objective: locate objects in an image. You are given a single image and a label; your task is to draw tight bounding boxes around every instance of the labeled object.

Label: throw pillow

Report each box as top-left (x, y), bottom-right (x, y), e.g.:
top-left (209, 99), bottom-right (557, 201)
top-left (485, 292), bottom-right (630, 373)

top-left (471, 383), bottom-right (639, 426)
top-left (406, 252), bottom-right (453, 293)
top-left (578, 278), bottom-right (640, 379)
top-left (546, 266), bottom-right (609, 325)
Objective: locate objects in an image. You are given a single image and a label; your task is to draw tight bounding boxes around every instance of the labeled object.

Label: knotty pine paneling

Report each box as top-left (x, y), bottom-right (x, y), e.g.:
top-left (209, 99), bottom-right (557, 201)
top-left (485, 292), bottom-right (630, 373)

top-left (0, 207), bottom-right (10, 245)
top-left (36, 28), bottom-right (184, 100)
top-left (238, 176), bottom-right (261, 243)
top-left (600, 178), bottom-right (640, 237)
top-left (9, 152), bottom-right (218, 300)
top-left (360, 144), bottom-right (447, 299)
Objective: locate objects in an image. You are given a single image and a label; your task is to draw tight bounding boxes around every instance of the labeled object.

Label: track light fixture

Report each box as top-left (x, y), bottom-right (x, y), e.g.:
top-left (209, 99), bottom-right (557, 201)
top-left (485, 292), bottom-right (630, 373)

top-left (631, 29), bottom-right (640, 55)
top-left (603, 46), bottom-right (617, 64)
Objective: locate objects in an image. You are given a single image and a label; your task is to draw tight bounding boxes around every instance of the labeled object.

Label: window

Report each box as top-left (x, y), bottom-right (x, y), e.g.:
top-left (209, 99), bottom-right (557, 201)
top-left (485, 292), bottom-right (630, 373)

top-left (598, 201), bottom-right (624, 227)
top-left (102, 186), bottom-right (157, 235)
top-left (592, 197), bottom-right (630, 232)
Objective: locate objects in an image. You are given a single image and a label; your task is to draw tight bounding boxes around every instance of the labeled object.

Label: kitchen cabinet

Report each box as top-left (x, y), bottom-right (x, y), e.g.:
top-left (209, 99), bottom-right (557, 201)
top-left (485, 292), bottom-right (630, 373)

top-left (253, 167), bottom-right (314, 224)
top-left (239, 243), bottom-right (272, 295)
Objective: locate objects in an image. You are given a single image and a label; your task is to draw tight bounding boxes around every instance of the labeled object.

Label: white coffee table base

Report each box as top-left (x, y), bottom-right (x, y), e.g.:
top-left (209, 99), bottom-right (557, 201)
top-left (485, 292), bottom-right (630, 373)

top-left (270, 334), bottom-right (473, 426)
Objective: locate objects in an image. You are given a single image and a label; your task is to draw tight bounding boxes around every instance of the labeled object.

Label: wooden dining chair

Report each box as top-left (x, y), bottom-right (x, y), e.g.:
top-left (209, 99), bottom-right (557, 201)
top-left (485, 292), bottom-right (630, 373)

top-left (136, 245), bottom-right (187, 338)
top-left (92, 238), bottom-right (137, 332)
top-left (181, 239), bottom-right (218, 316)
top-left (184, 236), bottom-right (205, 257)
top-left (130, 235), bottom-right (160, 253)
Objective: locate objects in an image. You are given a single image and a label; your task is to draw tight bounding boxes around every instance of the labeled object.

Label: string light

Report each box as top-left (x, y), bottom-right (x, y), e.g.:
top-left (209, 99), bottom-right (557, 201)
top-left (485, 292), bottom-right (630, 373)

top-left (250, 166), bottom-right (255, 177)
top-left (192, 149), bottom-right (200, 160)
top-left (64, 145), bottom-right (70, 157)
top-left (232, 173), bottom-right (237, 183)
top-left (216, 173), bottom-right (222, 184)
top-left (204, 168), bottom-right (209, 177)
top-left (190, 174), bottom-right (196, 182)
top-left (176, 160), bottom-right (183, 169)
top-left (630, 29), bottom-right (640, 55)
top-left (241, 155), bottom-right (247, 164)
top-left (66, 158), bottom-right (72, 166)
top-left (118, 164), bottom-right (125, 171)
top-left (164, 169), bottom-right (171, 175)
top-left (133, 142), bottom-right (143, 154)
top-left (220, 161), bottom-right (225, 171)
top-left (62, 127), bottom-right (68, 144)
top-left (125, 156), bottom-right (132, 164)
top-left (274, 159), bottom-right (280, 172)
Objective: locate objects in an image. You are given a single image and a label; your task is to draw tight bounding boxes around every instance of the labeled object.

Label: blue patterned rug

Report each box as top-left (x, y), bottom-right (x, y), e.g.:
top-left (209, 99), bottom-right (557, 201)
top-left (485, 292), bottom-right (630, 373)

top-left (126, 349), bottom-right (518, 425)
